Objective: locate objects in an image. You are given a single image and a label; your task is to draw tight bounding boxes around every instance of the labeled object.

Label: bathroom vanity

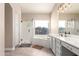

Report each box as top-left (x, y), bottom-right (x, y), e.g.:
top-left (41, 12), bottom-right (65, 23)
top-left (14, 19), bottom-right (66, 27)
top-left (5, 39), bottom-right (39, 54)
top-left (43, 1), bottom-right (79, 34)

top-left (50, 34), bottom-right (79, 56)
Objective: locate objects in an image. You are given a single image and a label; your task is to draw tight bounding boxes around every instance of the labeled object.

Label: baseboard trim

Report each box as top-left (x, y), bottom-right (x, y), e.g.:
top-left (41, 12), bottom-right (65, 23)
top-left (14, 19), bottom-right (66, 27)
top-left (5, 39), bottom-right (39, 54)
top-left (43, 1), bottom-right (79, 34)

top-left (5, 47), bottom-right (15, 51)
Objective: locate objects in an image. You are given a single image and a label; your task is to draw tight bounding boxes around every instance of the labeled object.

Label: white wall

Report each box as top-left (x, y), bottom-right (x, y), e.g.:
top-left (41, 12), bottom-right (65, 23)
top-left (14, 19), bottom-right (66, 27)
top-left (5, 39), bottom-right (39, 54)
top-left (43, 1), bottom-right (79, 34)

top-left (0, 3), bottom-right (4, 55)
top-left (50, 4), bottom-right (59, 34)
top-left (22, 13), bottom-right (50, 21)
top-left (59, 13), bottom-right (79, 20)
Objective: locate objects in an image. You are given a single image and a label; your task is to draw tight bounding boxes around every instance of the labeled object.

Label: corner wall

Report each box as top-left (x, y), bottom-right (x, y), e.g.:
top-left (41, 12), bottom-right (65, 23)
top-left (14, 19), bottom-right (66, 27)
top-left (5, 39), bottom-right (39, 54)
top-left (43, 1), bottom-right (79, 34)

top-left (5, 3), bottom-right (13, 49)
top-left (50, 4), bottom-right (59, 34)
top-left (0, 3), bottom-right (4, 56)
top-left (5, 3), bottom-right (21, 50)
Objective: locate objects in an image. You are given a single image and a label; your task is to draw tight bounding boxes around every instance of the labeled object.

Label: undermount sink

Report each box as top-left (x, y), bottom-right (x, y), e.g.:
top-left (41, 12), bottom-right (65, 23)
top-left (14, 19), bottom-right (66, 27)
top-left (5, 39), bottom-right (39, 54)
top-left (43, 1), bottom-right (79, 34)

top-left (63, 37), bottom-right (79, 43)
top-left (60, 36), bottom-right (74, 42)
top-left (59, 34), bottom-right (79, 44)
top-left (64, 37), bottom-right (71, 41)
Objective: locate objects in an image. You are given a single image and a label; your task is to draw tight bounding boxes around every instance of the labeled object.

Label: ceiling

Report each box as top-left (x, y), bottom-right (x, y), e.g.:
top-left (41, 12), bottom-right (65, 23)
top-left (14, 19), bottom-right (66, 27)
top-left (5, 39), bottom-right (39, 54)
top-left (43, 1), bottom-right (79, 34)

top-left (64, 3), bottom-right (79, 14)
top-left (18, 3), bottom-right (55, 14)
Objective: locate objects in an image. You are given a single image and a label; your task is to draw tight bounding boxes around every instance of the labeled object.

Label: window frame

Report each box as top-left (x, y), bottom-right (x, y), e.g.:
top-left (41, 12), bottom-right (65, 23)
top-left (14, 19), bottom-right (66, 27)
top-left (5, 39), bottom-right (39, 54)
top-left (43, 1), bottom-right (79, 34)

top-left (33, 19), bottom-right (49, 36)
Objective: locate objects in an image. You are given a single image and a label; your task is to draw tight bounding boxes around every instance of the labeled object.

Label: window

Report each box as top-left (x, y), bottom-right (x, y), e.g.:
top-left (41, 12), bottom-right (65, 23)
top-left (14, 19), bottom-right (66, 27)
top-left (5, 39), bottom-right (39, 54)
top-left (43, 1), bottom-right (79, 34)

top-left (34, 20), bottom-right (49, 35)
top-left (58, 20), bottom-right (66, 33)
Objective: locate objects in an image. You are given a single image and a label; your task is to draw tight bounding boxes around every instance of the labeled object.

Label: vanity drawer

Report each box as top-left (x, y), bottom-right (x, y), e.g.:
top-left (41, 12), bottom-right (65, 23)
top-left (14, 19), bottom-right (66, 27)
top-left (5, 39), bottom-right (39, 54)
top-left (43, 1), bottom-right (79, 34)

top-left (61, 42), bottom-right (73, 51)
top-left (72, 46), bottom-right (79, 55)
top-left (61, 41), bottom-right (79, 55)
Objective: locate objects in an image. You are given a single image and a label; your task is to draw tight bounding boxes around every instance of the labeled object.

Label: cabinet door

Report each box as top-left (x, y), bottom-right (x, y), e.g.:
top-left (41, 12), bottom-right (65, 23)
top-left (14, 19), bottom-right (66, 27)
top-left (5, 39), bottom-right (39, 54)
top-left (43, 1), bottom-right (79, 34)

top-left (52, 37), bottom-right (56, 54)
top-left (50, 37), bottom-right (53, 49)
top-left (55, 39), bottom-right (61, 56)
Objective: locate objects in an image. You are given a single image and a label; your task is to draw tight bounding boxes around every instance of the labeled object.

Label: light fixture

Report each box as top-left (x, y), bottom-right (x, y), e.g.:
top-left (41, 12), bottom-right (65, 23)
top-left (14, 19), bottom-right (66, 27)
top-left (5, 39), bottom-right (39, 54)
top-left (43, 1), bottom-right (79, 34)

top-left (57, 3), bottom-right (71, 13)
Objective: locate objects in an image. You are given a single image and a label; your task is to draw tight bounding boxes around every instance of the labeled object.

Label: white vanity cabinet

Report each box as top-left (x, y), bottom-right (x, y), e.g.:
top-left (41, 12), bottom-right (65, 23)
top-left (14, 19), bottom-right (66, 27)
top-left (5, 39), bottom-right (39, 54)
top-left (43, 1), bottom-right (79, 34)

top-left (51, 37), bottom-right (61, 56)
top-left (50, 35), bottom-right (79, 56)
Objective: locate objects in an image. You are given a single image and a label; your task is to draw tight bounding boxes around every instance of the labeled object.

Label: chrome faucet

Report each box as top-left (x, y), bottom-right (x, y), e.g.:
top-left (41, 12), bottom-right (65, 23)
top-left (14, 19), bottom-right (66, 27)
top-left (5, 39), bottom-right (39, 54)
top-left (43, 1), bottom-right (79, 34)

top-left (64, 32), bottom-right (70, 37)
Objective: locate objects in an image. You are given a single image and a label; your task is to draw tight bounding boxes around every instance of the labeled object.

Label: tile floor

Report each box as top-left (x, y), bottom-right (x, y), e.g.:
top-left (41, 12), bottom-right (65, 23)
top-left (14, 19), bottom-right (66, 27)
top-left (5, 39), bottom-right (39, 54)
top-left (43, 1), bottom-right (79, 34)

top-left (5, 46), bottom-right (54, 56)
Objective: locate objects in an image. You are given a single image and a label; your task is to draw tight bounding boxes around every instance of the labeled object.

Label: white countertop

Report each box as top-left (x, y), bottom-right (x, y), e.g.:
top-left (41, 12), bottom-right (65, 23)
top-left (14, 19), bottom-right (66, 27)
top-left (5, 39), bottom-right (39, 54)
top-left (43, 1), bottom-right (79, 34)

top-left (49, 34), bottom-right (79, 49)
